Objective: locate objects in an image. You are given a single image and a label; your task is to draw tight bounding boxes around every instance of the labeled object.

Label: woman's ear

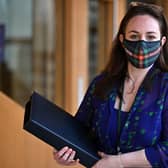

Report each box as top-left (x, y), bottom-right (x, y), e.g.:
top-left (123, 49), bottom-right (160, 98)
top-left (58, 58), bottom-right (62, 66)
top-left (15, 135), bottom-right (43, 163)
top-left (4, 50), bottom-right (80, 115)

top-left (119, 34), bottom-right (124, 43)
top-left (161, 36), bottom-right (167, 46)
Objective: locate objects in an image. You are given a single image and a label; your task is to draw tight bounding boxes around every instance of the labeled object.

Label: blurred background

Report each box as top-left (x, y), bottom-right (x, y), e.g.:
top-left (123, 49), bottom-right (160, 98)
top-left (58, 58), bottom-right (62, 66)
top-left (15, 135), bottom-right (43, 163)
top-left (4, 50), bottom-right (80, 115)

top-left (0, 1), bottom-right (168, 168)
top-left (0, 0), bottom-right (167, 114)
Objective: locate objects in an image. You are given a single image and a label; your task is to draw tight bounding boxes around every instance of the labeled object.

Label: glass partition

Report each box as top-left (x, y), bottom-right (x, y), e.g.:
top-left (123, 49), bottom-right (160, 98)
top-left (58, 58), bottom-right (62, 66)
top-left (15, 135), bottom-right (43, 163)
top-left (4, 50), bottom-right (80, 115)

top-left (0, 0), bottom-right (56, 106)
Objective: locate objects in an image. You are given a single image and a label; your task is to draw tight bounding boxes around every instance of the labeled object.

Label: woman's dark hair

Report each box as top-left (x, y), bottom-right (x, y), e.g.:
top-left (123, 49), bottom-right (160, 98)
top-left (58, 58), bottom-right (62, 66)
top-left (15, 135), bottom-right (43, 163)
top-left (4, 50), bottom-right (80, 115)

top-left (94, 2), bottom-right (168, 99)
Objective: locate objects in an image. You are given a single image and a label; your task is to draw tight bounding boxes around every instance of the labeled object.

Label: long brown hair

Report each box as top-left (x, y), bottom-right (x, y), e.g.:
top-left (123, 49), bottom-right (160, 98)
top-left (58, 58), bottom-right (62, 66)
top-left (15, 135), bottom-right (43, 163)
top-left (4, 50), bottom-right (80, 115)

top-left (94, 2), bottom-right (168, 99)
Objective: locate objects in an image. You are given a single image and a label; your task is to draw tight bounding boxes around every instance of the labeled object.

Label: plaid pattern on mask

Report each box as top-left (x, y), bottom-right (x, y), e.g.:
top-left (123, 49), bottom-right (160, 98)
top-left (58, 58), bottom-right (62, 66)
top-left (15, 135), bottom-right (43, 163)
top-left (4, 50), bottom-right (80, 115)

top-left (123, 39), bottom-right (161, 68)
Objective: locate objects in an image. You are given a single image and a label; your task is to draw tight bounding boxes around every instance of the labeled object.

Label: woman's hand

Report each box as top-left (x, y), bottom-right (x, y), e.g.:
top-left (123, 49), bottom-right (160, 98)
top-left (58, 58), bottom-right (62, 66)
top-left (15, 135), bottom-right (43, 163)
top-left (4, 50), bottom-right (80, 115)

top-left (91, 151), bottom-right (122, 168)
top-left (53, 146), bottom-right (80, 166)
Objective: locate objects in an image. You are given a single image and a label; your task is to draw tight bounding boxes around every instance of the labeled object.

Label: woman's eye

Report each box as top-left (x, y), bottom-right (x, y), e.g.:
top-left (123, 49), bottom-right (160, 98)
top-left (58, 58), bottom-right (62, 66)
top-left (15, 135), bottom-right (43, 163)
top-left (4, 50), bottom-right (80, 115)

top-left (129, 34), bottom-right (139, 40)
top-left (146, 35), bottom-right (157, 41)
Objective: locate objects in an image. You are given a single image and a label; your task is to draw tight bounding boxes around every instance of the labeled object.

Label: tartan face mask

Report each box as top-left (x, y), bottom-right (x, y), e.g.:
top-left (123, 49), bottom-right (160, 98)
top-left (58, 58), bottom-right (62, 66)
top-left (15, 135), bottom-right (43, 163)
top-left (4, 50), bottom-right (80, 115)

top-left (122, 39), bottom-right (161, 68)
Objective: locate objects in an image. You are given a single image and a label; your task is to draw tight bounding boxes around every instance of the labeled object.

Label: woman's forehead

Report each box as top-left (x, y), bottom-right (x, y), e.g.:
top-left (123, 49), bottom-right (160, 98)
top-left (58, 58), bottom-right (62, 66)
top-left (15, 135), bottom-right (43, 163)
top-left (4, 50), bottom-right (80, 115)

top-left (125, 15), bottom-right (160, 34)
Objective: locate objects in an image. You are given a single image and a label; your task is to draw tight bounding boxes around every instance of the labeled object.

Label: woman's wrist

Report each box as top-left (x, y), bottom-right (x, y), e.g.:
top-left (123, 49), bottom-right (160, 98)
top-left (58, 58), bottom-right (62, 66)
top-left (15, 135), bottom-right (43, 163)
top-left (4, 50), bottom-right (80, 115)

top-left (117, 154), bottom-right (124, 168)
top-left (117, 150), bottom-right (152, 168)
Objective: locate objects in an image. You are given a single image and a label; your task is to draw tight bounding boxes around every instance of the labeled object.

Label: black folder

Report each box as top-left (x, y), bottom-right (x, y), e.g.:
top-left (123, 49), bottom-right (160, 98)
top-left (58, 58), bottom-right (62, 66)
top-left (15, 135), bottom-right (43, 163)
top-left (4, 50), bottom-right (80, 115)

top-left (23, 91), bottom-right (99, 168)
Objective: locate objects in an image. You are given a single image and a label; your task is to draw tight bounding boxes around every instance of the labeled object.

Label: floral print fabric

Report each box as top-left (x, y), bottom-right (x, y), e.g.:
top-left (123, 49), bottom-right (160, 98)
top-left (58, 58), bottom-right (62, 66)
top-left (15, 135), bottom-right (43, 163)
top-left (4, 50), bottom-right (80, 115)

top-left (75, 66), bottom-right (168, 168)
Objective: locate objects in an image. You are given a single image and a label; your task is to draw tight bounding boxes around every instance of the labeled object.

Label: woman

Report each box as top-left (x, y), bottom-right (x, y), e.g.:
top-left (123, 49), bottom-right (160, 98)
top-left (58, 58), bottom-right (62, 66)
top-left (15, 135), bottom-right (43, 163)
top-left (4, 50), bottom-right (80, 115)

top-left (53, 2), bottom-right (168, 168)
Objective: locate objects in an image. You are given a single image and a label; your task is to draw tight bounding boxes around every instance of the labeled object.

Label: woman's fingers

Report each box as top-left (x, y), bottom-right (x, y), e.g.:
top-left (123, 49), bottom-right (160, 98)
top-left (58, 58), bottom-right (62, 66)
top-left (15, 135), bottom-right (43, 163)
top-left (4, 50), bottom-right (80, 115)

top-left (61, 148), bottom-right (73, 161)
top-left (53, 146), bottom-right (68, 161)
top-left (68, 150), bottom-right (76, 161)
top-left (57, 146), bottom-right (69, 158)
top-left (98, 151), bottom-right (106, 158)
top-left (53, 147), bottom-right (79, 166)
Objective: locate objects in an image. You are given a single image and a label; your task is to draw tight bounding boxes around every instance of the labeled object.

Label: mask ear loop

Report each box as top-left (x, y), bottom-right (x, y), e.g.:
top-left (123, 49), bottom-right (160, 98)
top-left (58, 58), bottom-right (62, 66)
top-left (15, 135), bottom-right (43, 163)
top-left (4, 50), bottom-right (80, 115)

top-left (159, 37), bottom-right (163, 60)
top-left (160, 36), bottom-right (167, 47)
top-left (120, 34), bottom-right (128, 49)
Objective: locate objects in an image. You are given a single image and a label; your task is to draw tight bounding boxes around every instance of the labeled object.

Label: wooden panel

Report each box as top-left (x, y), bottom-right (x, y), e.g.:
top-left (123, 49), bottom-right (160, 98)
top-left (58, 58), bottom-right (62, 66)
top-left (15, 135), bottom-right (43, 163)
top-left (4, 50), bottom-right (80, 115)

top-left (98, 1), bottom-right (113, 72)
top-left (64, 0), bottom-right (88, 114)
top-left (0, 92), bottom-right (84, 168)
top-left (98, 0), bottom-right (126, 72)
top-left (118, 0), bottom-right (126, 29)
top-left (156, 0), bottom-right (168, 18)
top-left (55, 0), bottom-right (65, 107)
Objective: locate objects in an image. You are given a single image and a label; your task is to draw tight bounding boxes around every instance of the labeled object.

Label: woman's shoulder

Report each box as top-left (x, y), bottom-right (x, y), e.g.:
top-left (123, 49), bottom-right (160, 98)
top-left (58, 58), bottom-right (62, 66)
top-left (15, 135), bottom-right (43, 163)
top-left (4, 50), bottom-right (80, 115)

top-left (86, 73), bottom-right (107, 96)
top-left (152, 66), bottom-right (168, 80)
top-left (158, 71), bottom-right (168, 81)
top-left (156, 71), bottom-right (168, 90)
top-left (89, 72), bottom-right (106, 86)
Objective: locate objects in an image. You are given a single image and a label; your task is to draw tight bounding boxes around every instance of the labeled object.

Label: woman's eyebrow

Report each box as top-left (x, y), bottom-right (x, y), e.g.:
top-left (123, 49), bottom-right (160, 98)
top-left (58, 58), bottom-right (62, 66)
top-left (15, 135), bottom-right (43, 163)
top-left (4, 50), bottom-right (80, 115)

top-left (127, 30), bottom-right (158, 34)
top-left (146, 31), bottom-right (158, 34)
top-left (127, 30), bottom-right (139, 34)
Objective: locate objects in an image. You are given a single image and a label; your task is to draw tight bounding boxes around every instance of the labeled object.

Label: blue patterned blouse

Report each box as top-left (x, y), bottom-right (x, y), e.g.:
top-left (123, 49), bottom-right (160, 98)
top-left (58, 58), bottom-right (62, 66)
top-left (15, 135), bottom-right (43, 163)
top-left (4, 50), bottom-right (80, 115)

top-left (75, 66), bottom-right (168, 168)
